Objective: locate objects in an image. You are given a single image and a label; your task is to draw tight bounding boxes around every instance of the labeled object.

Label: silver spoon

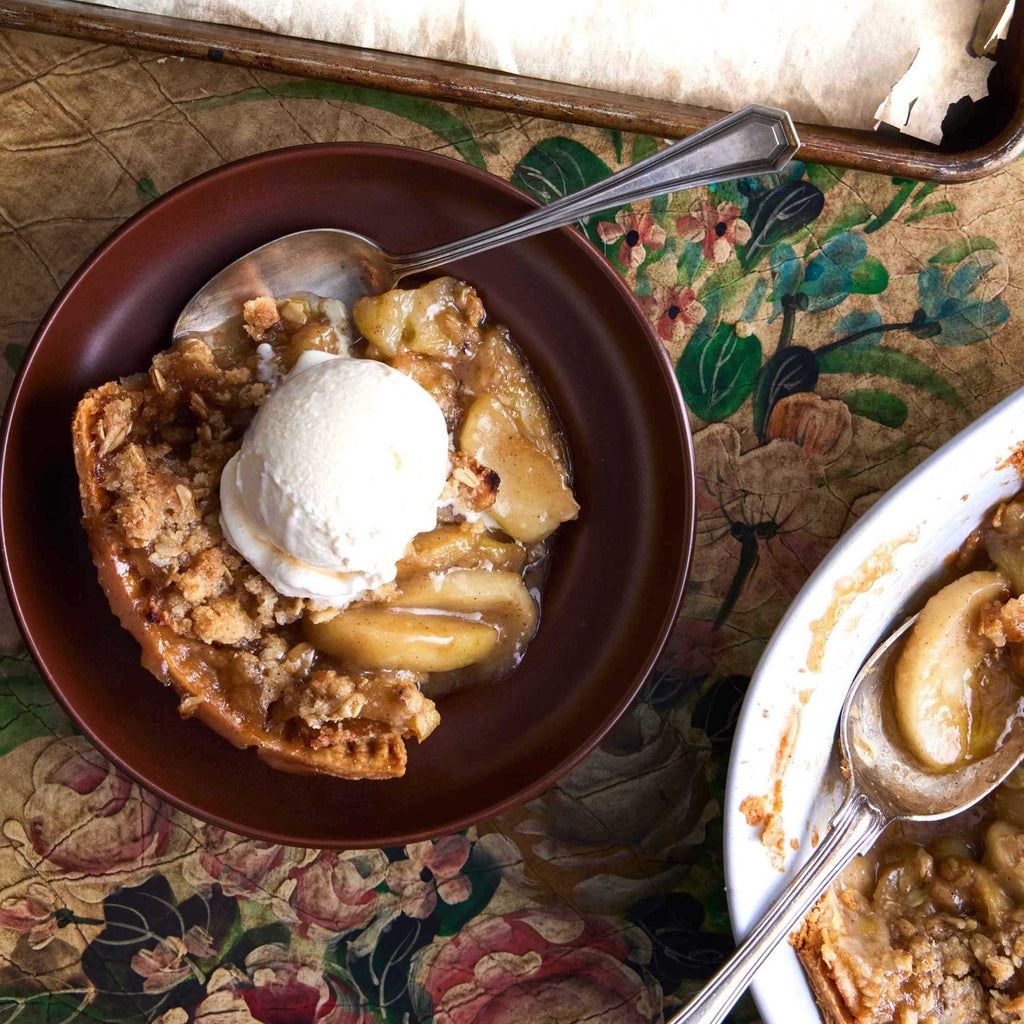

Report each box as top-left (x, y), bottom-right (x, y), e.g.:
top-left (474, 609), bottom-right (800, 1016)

top-left (666, 613), bottom-right (1024, 1024)
top-left (173, 104), bottom-right (798, 339)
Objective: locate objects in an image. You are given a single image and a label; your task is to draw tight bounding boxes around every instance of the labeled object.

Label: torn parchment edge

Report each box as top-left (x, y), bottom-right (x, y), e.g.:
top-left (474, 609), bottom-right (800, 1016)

top-left (873, 0), bottom-right (1013, 143)
top-left (974, 0), bottom-right (1015, 54)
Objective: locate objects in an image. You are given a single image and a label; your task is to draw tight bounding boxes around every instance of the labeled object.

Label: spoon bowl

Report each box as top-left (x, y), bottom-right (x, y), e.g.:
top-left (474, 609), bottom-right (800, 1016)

top-left (666, 611), bottom-right (1024, 1024)
top-left (172, 104), bottom-right (798, 339)
top-left (841, 614), bottom-right (1024, 821)
top-left (172, 228), bottom-right (393, 338)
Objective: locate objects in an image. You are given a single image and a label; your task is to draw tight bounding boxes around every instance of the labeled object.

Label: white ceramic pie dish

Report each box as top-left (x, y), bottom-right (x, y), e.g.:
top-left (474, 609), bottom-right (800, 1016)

top-left (723, 384), bottom-right (1024, 1023)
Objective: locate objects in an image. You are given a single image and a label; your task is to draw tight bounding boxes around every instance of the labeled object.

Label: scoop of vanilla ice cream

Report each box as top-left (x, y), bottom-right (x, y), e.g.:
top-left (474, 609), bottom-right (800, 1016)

top-left (220, 351), bottom-right (450, 605)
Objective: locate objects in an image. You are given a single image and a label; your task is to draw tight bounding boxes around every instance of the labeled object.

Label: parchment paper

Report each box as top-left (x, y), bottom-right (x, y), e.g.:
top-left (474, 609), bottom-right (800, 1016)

top-left (89, 0), bottom-right (1012, 142)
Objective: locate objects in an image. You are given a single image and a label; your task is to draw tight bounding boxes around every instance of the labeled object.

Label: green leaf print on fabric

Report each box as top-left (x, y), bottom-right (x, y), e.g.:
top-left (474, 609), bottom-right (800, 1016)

top-left (189, 83), bottom-right (487, 169)
top-left (929, 236), bottom-right (998, 264)
top-left (333, 912), bottom-right (438, 1024)
top-left (840, 388), bottom-right (909, 428)
top-left (433, 840), bottom-right (503, 937)
top-left (678, 323), bottom-right (762, 422)
top-left (4, 343), bottom-right (26, 373)
top-left (803, 163), bottom-right (847, 192)
top-left (597, 127), bottom-right (624, 162)
top-left (816, 346), bottom-right (959, 405)
top-left (135, 177), bottom-right (160, 204)
top-left (905, 199), bottom-right (958, 223)
top-left (511, 138), bottom-right (615, 246)
top-left (220, 922), bottom-right (292, 969)
top-left (817, 201), bottom-right (873, 243)
top-left (849, 255), bottom-right (889, 294)
top-left (863, 178), bottom-right (917, 233)
top-left (0, 991), bottom-right (99, 1023)
top-left (0, 653), bottom-right (72, 755)
top-left (631, 134), bottom-right (662, 164)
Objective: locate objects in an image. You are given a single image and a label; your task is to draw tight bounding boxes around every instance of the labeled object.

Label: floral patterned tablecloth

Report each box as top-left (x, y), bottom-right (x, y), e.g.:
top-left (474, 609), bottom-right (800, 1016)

top-left (1, 24), bottom-right (1022, 1024)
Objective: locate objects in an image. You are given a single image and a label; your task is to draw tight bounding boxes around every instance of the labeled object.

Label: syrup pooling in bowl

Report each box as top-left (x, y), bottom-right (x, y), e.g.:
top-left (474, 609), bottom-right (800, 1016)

top-left (216, 280), bottom-right (581, 693)
top-left (320, 276), bottom-right (580, 692)
top-left (73, 276), bottom-right (579, 780)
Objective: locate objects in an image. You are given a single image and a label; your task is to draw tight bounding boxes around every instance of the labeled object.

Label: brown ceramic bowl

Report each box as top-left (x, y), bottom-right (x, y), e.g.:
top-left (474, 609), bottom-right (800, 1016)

top-left (0, 145), bottom-right (694, 847)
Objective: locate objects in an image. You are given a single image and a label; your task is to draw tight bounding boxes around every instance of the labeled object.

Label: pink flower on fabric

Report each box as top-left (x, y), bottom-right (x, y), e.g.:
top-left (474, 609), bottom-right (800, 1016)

top-left (385, 835), bottom-right (472, 919)
top-left (640, 285), bottom-right (706, 343)
top-left (193, 827), bottom-right (294, 897)
top-left (192, 944), bottom-right (371, 1024)
top-left (183, 925), bottom-right (218, 959)
top-left (0, 883), bottom-right (59, 949)
top-left (596, 210), bottom-right (666, 268)
top-left (677, 198), bottom-right (752, 262)
top-left (419, 906), bottom-right (661, 1023)
top-left (24, 738), bottom-right (171, 874)
top-left (131, 936), bottom-right (192, 993)
top-left (130, 926), bottom-right (216, 993)
top-left (289, 850), bottom-right (388, 936)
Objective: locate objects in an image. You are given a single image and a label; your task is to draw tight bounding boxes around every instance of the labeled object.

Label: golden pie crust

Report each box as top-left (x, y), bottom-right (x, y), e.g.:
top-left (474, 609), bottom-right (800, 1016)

top-left (794, 850), bottom-right (1024, 1024)
top-left (72, 309), bottom-right (439, 780)
top-left (72, 279), bottom-right (577, 781)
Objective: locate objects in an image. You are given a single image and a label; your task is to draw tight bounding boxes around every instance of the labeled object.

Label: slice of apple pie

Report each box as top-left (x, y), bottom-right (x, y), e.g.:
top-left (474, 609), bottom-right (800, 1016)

top-left (72, 278), bottom-right (578, 779)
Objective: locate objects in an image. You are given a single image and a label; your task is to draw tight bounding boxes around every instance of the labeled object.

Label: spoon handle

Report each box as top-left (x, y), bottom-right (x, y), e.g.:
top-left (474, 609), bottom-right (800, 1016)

top-left (664, 788), bottom-right (888, 1024)
top-left (388, 105), bottom-right (799, 278)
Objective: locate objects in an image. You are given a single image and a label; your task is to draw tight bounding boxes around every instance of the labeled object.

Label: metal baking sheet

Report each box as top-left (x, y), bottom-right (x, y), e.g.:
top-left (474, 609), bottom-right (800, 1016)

top-left (2, 0), bottom-right (1023, 181)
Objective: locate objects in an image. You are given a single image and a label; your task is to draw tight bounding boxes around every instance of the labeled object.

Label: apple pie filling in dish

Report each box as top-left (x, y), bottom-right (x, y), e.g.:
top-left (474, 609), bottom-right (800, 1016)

top-left (72, 277), bottom-right (578, 780)
top-left (795, 491), bottom-right (1024, 1024)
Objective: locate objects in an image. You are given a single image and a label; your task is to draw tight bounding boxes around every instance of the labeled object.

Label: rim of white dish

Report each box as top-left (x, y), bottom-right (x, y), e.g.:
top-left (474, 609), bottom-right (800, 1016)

top-left (723, 383), bottom-right (1024, 1024)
